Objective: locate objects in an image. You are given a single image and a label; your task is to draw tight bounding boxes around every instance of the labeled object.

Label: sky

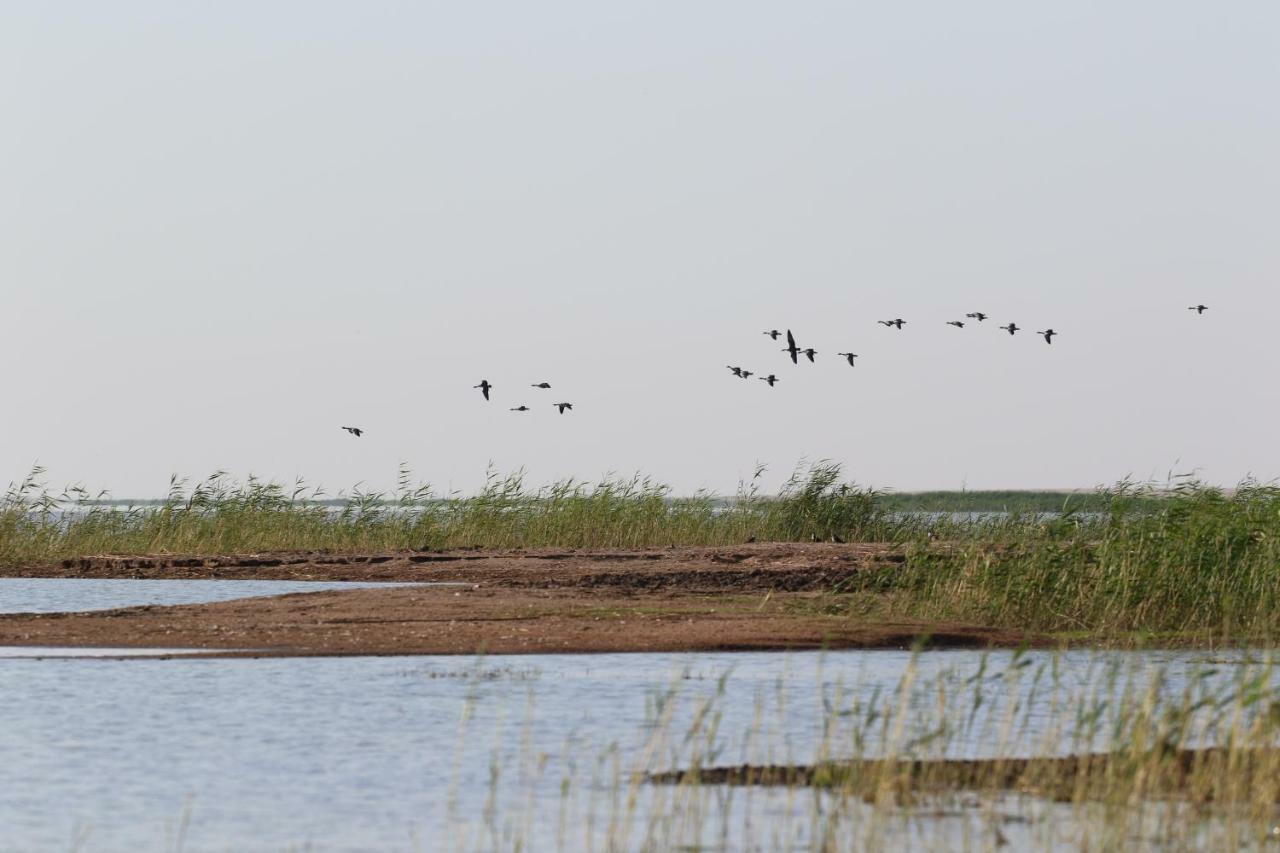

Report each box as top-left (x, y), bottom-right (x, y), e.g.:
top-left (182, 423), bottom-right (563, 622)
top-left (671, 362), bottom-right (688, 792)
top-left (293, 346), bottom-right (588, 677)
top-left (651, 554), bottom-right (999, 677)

top-left (2, 2), bottom-right (1278, 498)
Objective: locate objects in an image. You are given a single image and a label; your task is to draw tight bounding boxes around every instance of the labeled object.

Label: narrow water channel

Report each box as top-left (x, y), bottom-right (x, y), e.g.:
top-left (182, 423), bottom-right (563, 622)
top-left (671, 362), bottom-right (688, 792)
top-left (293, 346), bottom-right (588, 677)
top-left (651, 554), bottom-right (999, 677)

top-left (0, 577), bottom-right (430, 614)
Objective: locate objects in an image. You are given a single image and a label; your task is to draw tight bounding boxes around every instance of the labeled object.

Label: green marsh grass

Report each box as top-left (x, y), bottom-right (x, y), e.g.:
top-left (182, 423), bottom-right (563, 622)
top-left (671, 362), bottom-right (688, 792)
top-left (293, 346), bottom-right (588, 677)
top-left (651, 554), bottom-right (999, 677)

top-left (875, 479), bottom-right (1280, 639)
top-left (0, 462), bottom-right (907, 562)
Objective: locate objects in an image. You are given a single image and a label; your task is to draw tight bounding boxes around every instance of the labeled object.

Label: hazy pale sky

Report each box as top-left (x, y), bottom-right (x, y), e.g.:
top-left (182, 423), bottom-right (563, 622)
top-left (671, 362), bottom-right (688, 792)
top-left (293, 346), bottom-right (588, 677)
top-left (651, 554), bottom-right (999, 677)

top-left (3, 2), bottom-right (1278, 497)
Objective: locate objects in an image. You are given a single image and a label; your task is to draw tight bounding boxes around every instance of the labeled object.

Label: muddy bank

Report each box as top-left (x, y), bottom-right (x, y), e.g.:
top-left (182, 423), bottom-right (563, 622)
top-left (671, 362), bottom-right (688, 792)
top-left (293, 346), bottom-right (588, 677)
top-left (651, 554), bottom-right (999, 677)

top-left (0, 543), bottom-right (1038, 657)
top-left (9, 542), bottom-right (909, 590)
top-left (648, 747), bottom-right (1280, 801)
top-left (0, 585), bottom-right (1030, 657)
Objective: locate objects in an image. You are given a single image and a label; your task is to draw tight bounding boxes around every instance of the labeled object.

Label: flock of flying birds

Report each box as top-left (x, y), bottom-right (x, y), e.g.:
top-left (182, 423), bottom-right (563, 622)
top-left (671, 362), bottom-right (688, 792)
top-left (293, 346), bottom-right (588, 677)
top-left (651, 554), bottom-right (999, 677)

top-left (725, 304), bottom-right (1212, 388)
top-left (340, 380), bottom-right (573, 437)
top-left (341, 304), bottom-right (1211, 437)
top-left (469, 379), bottom-right (574, 415)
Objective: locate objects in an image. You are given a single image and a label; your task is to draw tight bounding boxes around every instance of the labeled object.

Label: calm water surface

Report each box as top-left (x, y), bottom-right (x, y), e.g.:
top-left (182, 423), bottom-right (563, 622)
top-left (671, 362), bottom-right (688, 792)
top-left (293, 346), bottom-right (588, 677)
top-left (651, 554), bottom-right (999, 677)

top-left (0, 578), bottom-right (431, 614)
top-left (0, 647), bottom-right (1272, 852)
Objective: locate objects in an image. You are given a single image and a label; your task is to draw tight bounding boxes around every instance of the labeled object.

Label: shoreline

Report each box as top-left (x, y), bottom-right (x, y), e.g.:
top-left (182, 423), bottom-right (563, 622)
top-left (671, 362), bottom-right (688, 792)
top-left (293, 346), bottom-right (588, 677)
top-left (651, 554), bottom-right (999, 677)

top-left (0, 543), bottom-right (1043, 657)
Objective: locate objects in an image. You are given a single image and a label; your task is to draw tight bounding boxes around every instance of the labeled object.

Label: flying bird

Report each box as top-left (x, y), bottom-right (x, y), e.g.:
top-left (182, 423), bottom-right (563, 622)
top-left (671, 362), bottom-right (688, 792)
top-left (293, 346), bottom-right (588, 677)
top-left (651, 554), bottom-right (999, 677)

top-left (878, 319), bottom-right (906, 329)
top-left (763, 329), bottom-right (782, 340)
top-left (554, 402), bottom-right (573, 414)
top-left (999, 323), bottom-right (1020, 335)
top-left (531, 382), bottom-right (551, 389)
top-left (801, 348), bottom-right (817, 363)
top-left (1037, 329), bottom-right (1057, 345)
top-left (760, 374), bottom-right (779, 387)
top-left (782, 329), bottom-right (801, 364)
top-left (836, 352), bottom-right (858, 366)
top-left (474, 380), bottom-right (492, 400)
top-left (1188, 305), bottom-right (1208, 314)
top-left (946, 321), bottom-right (965, 328)
top-left (510, 405), bottom-right (530, 412)
top-left (727, 365), bottom-right (744, 377)
top-left (340, 426), bottom-right (363, 438)
top-left (740, 369), bottom-right (754, 379)
top-left (966, 312), bottom-right (988, 321)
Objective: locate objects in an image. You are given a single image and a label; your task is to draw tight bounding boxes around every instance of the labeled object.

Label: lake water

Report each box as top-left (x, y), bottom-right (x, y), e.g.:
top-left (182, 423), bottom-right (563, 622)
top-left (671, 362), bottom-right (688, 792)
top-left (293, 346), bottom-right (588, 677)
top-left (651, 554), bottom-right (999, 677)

top-left (0, 578), bottom-right (438, 615)
top-left (0, 646), bottom-right (230, 658)
top-left (0, 646), bottom-right (1273, 852)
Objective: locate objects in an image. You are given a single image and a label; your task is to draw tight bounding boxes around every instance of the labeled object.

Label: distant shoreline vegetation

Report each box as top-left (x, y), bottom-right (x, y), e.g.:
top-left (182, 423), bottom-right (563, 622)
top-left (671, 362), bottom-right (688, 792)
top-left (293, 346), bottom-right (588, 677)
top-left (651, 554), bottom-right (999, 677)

top-left (4, 462), bottom-right (1278, 640)
top-left (74, 489), bottom-right (1115, 513)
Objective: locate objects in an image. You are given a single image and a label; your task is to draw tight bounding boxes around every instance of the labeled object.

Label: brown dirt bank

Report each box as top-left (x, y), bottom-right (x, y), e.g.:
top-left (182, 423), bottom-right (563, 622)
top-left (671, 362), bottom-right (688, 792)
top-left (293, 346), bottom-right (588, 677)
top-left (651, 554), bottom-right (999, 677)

top-left (9, 542), bottom-right (911, 589)
top-left (0, 543), bottom-right (1038, 657)
top-left (648, 748), bottom-right (1280, 801)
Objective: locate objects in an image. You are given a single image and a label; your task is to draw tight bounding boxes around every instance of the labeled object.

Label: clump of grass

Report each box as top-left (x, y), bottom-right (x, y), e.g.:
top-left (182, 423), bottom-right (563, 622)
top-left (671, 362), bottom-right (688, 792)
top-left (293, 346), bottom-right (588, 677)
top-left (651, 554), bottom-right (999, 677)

top-left (770, 462), bottom-right (892, 542)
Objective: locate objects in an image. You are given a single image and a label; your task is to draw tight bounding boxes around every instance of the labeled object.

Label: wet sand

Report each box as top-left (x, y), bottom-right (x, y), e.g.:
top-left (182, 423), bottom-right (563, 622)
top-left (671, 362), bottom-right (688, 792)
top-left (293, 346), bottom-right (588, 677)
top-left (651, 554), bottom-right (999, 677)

top-left (0, 543), bottom-right (1036, 657)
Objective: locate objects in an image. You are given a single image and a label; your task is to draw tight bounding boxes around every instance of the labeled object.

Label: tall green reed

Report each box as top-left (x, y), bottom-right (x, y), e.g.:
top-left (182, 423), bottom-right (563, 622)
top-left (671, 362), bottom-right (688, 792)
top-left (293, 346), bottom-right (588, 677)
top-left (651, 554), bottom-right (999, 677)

top-left (897, 478), bottom-right (1280, 637)
top-left (0, 460), bottom-right (904, 563)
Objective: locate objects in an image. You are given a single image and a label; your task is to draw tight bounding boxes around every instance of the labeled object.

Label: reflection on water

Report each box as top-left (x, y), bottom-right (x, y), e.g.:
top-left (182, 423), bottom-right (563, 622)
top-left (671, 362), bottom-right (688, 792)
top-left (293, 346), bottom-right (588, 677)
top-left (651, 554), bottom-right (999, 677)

top-left (0, 578), bottom-right (428, 614)
top-left (0, 648), bottom-right (1271, 851)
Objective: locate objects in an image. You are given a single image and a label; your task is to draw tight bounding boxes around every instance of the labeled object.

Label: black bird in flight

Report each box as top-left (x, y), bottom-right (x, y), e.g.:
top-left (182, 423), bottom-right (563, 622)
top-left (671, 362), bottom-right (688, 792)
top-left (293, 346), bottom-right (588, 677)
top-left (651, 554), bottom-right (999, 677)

top-left (946, 321), bottom-right (965, 328)
top-left (837, 352), bottom-right (858, 366)
top-left (1037, 329), bottom-right (1057, 345)
top-left (763, 329), bottom-right (782, 340)
top-left (966, 312), bottom-right (988, 321)
top-left (878, 319), bottom-right (906, 329)
top-left (760, 374), bottom-right (779, 387)
top-left (740, 369), bottom-right (754, 379)
top-left (340, 426), bottom-right (363, 438)
top-left (531, 382), bottom-right (551, 389)
top-left (554, 402), bottom-right (573, 414)
top-left (999, 323), bottom-right (1020, 335)
top-left (510, 405), bottom-right (530, 412)
top-left (1188, 305), bottom-right (1208, 314)
top-left (782, 329), bottom-right (801, 364)
top-left (474, 380), bottom-right (493, 400)
top-left (800, 348), bottom-right (817, 363)
top-left (727, 365), bottom-right (744, 377)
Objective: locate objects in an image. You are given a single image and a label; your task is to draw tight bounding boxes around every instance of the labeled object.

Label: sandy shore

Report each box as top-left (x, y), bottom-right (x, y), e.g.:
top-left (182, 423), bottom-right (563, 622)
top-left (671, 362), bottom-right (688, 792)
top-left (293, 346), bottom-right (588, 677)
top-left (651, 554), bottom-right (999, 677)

top-left (0, 543), bottom-right (1036, 657)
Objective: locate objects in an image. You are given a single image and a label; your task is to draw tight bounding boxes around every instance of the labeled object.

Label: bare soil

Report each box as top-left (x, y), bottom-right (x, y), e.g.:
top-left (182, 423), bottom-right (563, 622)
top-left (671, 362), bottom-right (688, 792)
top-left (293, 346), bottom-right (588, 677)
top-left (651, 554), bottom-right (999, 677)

top-left (0, 543), bottom-right (1036, 657)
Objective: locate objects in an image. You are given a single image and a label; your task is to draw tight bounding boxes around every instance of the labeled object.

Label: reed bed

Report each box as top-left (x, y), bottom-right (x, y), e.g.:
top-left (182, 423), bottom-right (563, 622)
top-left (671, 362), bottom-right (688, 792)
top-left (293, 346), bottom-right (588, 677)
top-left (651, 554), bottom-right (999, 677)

top-left (0, 462), bottom-right (907, 561)
top-left (872, 479), bottom-right (1280, 640)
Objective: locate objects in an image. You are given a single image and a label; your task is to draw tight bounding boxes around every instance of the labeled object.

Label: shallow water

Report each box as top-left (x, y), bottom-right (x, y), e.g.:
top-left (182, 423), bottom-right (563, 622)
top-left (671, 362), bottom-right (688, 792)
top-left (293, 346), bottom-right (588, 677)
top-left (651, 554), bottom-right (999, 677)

top-left (0, 577), bottom-right (431, 614)
top-left (0, 646), bottom-right (228, 658)
top-left (0, 647), bottom-right (1272, 851)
